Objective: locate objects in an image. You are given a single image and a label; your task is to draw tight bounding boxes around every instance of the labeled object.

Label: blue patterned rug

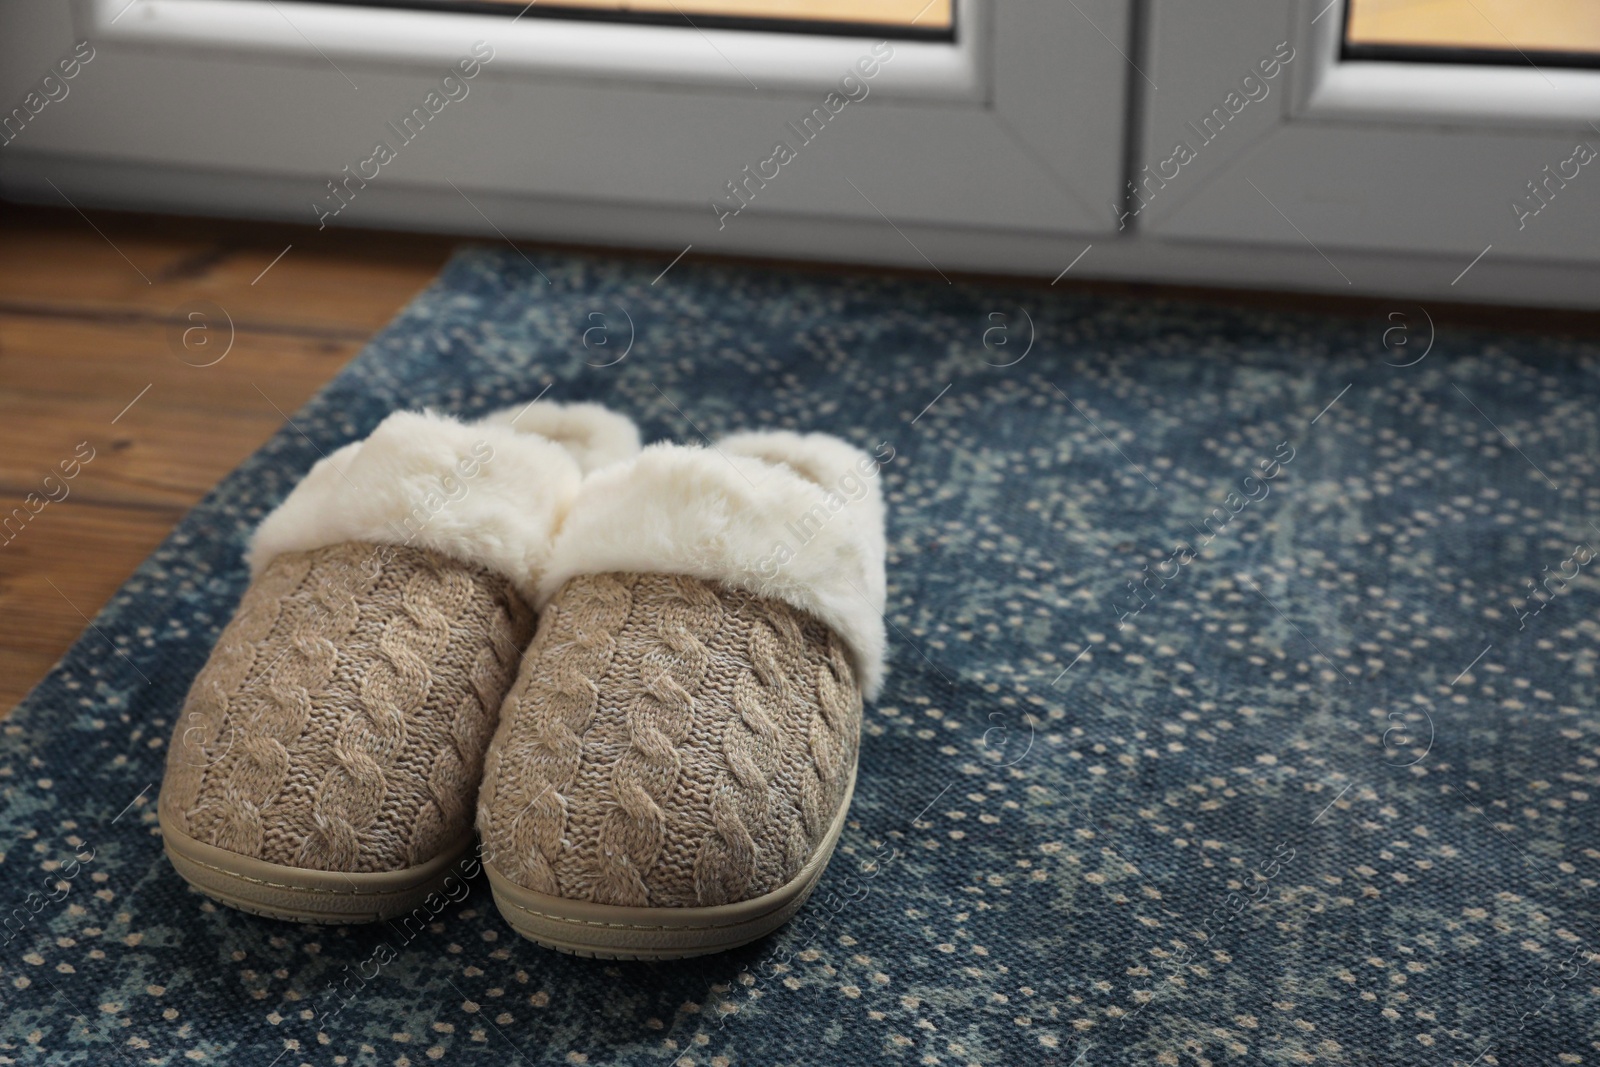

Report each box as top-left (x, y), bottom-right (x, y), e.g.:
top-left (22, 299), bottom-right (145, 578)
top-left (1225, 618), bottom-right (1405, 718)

top-left (4, 246), bottom-right (1599, 1065)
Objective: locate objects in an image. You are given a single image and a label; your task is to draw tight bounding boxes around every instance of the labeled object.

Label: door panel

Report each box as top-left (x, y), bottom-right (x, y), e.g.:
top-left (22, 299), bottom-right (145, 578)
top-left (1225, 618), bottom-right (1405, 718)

top-left (1139, 0), bottom-right (1600, 291)
top-left (1, 0), bottom-right (1133, 239)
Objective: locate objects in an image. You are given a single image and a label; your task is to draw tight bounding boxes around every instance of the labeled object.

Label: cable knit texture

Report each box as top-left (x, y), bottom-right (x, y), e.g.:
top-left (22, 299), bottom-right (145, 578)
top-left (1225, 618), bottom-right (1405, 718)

top-left (478, 571), bottom-right (862, 908)
top-left (161, 541), bottom-right (534, 873)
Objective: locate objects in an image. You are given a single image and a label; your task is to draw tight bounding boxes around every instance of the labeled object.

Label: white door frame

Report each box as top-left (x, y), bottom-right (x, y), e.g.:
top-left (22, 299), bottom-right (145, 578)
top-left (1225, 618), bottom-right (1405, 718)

top-left (1, 0), bottom-right (1130, 241)
top-left (7, 0), bottom-right (1600, 309)
top-left (1137, 0), bottom-right (1600, 298)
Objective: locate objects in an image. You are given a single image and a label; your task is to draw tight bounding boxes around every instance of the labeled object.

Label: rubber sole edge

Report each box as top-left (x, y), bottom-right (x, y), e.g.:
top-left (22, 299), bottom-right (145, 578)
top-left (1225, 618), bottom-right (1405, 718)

top-left (160, 810), bottom-right (473, 924)
top-left (484, 766), bottom-right (858, 959)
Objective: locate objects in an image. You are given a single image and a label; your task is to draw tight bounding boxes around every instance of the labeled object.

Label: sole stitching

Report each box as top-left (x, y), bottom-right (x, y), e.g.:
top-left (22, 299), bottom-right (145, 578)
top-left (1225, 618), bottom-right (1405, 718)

top-left (489, 881), bottom-right (813, 933)
top-left (167, 844), bottom-right (455, 898)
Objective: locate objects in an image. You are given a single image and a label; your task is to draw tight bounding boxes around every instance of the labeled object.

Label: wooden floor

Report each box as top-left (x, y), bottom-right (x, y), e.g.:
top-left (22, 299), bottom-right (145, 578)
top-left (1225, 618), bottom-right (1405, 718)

top-left (0, 203), bottom-right (454, 712)
top-left (6, 201), bottom-right (1600, 716)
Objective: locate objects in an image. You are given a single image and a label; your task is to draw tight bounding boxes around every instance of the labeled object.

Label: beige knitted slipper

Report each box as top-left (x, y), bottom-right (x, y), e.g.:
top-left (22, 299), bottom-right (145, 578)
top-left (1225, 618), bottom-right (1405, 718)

top-left (477, 431), bottom-right (889, 958)
top-left (158, 401), bottom-right (640, 923)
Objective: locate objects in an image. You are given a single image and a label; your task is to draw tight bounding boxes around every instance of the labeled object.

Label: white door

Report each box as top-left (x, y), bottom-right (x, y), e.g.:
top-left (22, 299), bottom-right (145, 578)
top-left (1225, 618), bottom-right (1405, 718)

top-left (9, 0), bottom-right (1599, 307)
top-left (1, 0), bottom-right (1133, 274)
top-left (1135, 0), bottom-right (1600, 307)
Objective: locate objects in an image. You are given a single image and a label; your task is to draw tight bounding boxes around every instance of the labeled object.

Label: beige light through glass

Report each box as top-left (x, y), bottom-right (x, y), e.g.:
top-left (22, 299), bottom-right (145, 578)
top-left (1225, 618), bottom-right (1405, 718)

top-left (1346, 0), bottom-right (1600, 55)
top-left (466, 0), bottom-right (952, 30)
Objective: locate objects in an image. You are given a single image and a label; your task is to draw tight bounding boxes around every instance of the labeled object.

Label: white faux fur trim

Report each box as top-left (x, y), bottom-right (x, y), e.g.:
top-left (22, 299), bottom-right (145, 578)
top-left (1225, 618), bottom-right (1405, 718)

top-left (475, 400), bottom-right (642, 474)
top-left (537, 433), bottom-right (889, 699)
top-left (246, 408), bottom-right (587, 599)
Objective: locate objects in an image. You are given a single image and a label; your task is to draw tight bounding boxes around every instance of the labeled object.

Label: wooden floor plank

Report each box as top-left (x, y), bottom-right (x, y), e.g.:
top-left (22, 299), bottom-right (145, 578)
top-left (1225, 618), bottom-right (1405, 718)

top-left (0, 501), bottom-right (186, 679)
top-left (0, 203), bottom-right (454, 714)
top-left (1, 397), bottom-right (291, 510)
top-left (0, 648), bottom-right (66, 708)
top-left (0, 314), bottom-right (359, 412)
top-left (0, 313), bottom-right (360, 414)
top-left (0, 317), bottom-right (366, 508)
top-left (0, 204), bottom-right (454, 334)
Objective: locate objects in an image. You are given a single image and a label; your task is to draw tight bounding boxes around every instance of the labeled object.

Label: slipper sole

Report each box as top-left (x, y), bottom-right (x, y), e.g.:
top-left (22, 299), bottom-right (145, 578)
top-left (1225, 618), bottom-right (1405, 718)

top-left (484, 765), bottom-right (857, 959)
top-left (160, 811), bottom-right (473, 924)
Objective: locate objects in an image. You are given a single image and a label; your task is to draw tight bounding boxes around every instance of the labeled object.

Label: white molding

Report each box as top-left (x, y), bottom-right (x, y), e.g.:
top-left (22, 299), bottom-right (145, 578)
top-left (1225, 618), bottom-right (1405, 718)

top-left (1133, 0), bottom-right (1300, 230)
top-left (1298, 0), bottom-right (1600, 129)
top-left (85, 0), bottom-right (985, 100)
top-left (10, 152), bottom-right (1600, 310)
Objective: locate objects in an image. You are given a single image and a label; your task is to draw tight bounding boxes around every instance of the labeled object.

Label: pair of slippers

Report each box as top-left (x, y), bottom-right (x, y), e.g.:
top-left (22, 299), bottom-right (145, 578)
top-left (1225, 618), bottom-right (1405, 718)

top-left (158, 400), bottom-right (888, 959)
